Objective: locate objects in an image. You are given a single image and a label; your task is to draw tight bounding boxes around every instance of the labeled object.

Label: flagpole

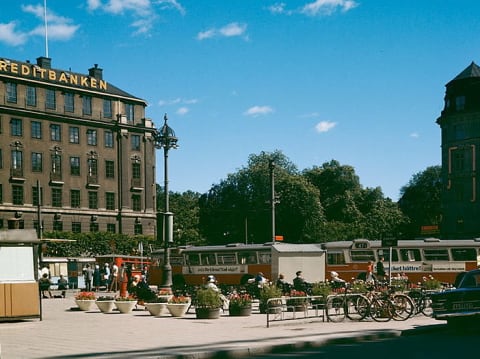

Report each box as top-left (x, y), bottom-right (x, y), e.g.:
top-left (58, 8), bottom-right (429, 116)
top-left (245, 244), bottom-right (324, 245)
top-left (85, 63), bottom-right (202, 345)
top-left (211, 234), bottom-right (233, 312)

top-left (44, 0), bottom-right (49, 58)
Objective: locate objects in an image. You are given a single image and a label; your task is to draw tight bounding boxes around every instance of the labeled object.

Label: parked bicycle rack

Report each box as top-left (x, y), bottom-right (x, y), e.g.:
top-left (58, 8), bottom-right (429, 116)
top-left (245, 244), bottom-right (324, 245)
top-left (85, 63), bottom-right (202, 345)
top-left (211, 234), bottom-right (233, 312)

top-left (266, 295), bottom-right (326, 328)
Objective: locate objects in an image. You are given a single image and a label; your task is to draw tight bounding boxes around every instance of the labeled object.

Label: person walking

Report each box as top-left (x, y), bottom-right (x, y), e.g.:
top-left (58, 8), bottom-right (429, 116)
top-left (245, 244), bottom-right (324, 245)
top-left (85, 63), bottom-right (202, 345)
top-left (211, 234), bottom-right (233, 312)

top-left (109, 263), bottom-right (119, 292)
top-left (83, 264), bottom-right (94, 291)
top-left (376, 257), bottom-right (386, 282)
top-left (366, 261), bottom-right (375, 283)
top-left (93, 264), bottom-right (101, 291)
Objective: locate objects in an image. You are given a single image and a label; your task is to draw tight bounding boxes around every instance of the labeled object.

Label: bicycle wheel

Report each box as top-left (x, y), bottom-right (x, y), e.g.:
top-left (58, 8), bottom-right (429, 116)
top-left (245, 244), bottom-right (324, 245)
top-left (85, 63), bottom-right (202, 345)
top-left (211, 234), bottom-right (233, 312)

top-left (392, 294), bottom-right (415, 321)
top-left (345, 294), bottom-right (369, 321)
top-left (421, 296), bottom-right (433, 317)
top-left (369, 299), bottom-right (394, 322)
top-left (326, 296), bottom-right (346, 322)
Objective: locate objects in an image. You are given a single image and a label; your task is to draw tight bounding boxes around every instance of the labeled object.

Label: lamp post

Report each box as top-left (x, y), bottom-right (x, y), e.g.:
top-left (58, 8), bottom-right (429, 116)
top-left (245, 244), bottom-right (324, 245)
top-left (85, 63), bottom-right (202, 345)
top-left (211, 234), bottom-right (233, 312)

top-left (154, 114), bottom-right (178, 289)
top-left (269, 159), bottom-right (276, 242)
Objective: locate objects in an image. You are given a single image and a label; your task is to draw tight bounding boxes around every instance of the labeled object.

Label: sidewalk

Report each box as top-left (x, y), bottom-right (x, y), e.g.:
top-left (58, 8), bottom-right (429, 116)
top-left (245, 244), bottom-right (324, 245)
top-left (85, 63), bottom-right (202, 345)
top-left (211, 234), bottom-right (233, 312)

top-left (0, 296), bottom-right (442, 359)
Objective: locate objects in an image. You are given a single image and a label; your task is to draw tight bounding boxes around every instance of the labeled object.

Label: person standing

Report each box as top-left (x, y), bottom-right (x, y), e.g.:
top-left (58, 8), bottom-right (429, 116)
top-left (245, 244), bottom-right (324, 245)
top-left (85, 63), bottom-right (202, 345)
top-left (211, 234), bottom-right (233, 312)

top-left (366, 261), bottom-right (374, 283)
top-left (93, 264), bottom-right (101, 291)
top-left (376, 257), bottom-right (386, 282)
top-left (83, 264), bottom-right (94, 292)
top-left (110, 263), bottom-right (119, 292)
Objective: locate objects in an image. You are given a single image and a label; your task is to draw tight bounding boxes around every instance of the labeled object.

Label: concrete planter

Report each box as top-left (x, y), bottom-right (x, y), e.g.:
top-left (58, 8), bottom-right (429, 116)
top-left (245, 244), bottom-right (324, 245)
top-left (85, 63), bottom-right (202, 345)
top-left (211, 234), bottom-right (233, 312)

top-left (114, 300), bottom-right (137, 314)
top-left (75, 299), bottom-right (95, 311)
top-left (95, 300), bottom-right (115, 313)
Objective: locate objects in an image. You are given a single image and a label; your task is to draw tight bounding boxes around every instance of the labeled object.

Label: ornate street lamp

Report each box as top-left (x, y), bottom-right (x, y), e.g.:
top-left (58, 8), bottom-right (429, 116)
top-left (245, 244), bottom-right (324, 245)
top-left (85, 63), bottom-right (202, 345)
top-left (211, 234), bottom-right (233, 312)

top-left (154, 114), bottom-right (178, 289)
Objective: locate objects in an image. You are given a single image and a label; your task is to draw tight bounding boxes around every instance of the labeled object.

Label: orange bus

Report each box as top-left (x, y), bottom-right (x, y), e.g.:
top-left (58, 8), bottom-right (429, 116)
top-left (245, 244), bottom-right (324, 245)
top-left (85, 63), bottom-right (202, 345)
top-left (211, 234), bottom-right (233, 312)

top-left (322, 238), bottom-right (480, 285)
top-left (150, 242), bottom-right (326, 287)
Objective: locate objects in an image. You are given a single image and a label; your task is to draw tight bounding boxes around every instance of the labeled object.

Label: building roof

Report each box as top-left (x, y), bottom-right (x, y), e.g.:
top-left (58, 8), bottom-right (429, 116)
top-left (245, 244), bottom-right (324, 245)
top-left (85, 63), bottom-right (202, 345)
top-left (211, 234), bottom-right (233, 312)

top-left (451, 61), bottom-right (480, 82)
top-left (0, 56), bottom-right (147, 105)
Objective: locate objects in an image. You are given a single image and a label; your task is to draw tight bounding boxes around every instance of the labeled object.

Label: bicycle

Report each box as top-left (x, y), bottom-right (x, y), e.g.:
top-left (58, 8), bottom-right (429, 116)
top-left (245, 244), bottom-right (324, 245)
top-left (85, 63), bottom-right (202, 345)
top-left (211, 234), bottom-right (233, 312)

top-left (408, 288), bottom-right (434, 317)
top-left (325, 283), bottom-right (370, 322)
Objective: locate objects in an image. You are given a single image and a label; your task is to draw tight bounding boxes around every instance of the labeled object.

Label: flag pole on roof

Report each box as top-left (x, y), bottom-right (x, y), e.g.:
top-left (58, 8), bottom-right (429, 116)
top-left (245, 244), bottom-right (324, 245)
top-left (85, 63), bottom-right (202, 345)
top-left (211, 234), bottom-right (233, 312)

top-left (44, 0), bottom-right (49, 58)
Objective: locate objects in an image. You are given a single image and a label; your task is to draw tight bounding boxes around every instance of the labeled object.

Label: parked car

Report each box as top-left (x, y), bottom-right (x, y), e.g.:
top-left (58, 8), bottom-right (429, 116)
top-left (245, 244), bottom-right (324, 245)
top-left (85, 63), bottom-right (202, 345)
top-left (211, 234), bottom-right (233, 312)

top-left (431, 269), bottom-right (480, 324)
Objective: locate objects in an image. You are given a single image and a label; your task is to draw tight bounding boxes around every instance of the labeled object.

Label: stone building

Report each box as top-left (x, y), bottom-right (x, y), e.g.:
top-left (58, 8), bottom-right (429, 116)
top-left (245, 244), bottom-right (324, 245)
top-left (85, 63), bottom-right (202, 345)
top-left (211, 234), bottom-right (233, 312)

top-left (437, 61), bottom-right (480, 239)
top-left (0, 56), bottom-right (158, 236)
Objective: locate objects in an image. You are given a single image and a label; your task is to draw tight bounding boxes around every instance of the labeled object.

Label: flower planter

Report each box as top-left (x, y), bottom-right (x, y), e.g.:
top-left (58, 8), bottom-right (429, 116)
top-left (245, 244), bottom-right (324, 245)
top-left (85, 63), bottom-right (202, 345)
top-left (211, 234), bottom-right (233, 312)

top-left (95, 300), bottom-right (115, 313)
top-left (166, 303), bottom-right (190, 317)
top-left (75, 299), bottom-right (95, 311)
top-left (114, 300), bottom-right (137, 314)
top-left (146, 302), bottom-right (168, 316)
top-left (195, 307), bottom-right (221, 319)
top-left (229, 305), bottom-right (252, 317)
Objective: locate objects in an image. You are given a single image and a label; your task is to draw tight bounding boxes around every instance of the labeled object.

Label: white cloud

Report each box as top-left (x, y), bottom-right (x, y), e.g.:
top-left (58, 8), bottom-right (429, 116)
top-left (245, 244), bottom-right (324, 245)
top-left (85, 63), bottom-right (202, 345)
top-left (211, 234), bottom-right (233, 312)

top-left (301, 0), bottom-right (358, 16)
top-left (315, 121), bottom-right (336, 132)
top-left (159, 97), bottom-right (198, 106)
top-left (0, 22), bottom-right (28, 46)
top-left (176, 107), bottom-right (189, 115)
top-left (244, 105), bottom-right (274, 116)
top-left (197, 22), bottom-right (248, 41)
top-left (410, 132), bottom-right (419, 138)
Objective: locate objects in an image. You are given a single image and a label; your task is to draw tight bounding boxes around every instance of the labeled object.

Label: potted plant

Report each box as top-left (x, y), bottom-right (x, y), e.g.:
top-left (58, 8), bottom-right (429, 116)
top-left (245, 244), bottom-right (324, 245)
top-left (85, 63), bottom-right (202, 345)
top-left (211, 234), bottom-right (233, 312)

top-left (75, 291), bottom-right (96, 311)
top-left (286, 290), bottom-right (308, 312)
top-left (259, 284), bottom-right (283, 314)
top-left (95, 295), bottom-right (115, 313)
top-left (114, 295), bottom-right (137, 314)
top-left (166, 295), bottom-right (191, 317)
top-left (145, 296), bottom-right (169, 317)
top-left (310, 282), bottom-right (332, 307)
top-left (228, 293), bottom-right (252, 316)
top-left (194, 288), bottom-right (222, 319)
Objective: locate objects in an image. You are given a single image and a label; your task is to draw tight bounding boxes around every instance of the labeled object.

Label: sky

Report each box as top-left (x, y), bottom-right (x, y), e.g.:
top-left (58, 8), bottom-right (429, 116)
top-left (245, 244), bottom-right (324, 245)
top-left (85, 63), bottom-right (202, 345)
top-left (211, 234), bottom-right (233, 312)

top-left (1, 0), bottom-right (480, 201)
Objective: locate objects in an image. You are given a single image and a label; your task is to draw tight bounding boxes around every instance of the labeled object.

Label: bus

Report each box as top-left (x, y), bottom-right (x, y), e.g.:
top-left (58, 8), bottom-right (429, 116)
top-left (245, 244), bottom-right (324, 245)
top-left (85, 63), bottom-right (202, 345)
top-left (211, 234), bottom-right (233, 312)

top-left (322, 238), bottom-right (480, 285)
top-left (150, 242), bottom-right (326, 287)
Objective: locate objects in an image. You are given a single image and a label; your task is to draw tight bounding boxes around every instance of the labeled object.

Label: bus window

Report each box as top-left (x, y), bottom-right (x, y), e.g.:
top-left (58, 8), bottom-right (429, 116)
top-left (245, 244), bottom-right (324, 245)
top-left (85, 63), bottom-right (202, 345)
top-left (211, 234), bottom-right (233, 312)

top-left (217, 252), bottom-right (236, 265)
top-left (170, 256), bottom-right (184, 266)
top-left (400, 249), bottom-right (421, 262)
top-left (350, 250), bottom-right (375, 262)
top-left (377, 249), bottom-right (398, 262)
top-left (239, 252), bottom-right (257, 264)
top-left (451, 248), bottom-right (477, 261)
top-left (201, 253), bottom-right (216, 265)
top-left (258, 253), bottom-right (271, 264)
top-left (423, 249), bottom-right (449, 261)
top-left (327, 252), bottom-right (345, 265)
top-left (187, 254), bottom-right (200, 265)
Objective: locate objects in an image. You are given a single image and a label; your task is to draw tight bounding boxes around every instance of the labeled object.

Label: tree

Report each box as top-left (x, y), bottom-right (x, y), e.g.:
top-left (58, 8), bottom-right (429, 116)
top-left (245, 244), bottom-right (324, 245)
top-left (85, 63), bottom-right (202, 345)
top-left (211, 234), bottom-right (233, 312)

top-left (398, 166), bottom-right (442, 238)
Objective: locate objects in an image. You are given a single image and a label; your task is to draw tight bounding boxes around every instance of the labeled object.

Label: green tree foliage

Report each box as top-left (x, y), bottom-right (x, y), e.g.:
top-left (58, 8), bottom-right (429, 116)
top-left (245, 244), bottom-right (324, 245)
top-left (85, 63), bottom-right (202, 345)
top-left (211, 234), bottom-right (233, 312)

top-left (398, 165), bottom-right (442, 238)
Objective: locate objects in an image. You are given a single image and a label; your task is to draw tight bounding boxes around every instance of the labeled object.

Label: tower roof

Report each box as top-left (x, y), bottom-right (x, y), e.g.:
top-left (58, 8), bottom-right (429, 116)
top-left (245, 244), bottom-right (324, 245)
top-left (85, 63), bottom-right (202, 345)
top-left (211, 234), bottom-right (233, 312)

top-left (451, 61), bottom-right (480, 81)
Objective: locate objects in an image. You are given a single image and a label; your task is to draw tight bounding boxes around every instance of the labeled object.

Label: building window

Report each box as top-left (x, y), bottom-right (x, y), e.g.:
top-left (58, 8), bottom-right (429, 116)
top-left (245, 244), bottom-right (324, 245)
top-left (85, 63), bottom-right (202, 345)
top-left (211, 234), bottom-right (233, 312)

top-left (106, 192), bottom-right (115, 210)
top-left (31, 121), bottom-right (42, 139)
top-left (131, 135), bottom-right (141, 151)
top-left (90, 222), bottom-right (99, 232)
top-left (125, 103), bottom-right (134, 123)
top-left (64, 92), bottom-right (74, 112)
top-left (51, 151), bottom-right (62, 175)
top-left (70, 156), bottom-right (80, 176)
top-left (103, 99), bottom-right (112, 118)
top-left (70, 189), bottom-right (81, 208)
top-left (453, 151), bottom-right (465, 172)
top-left (12, 185), bottom-right (24, 205)
top-left (132, 162), bottom-right (141, 179)
top-left (11, 149), bottom-right (23, 171)
top-left (52, 188), bottom-right (62, 207)
top-left (46, 89), bottom-right (56, 109)
top-left (53, 220), bottom-right (63, 231)
top-left (132, 194), bottom-right (141, 211)
top-left (87, 129), bottom-right (97, 146)
top-left (107, 223), bottom-right (116, 233)
top-left (456, 96), bottom-right (465, 111)
top-left (6, 82), bottom-right (17, 103)
top-left (105, 160), bottom-right (115, 179)
top-left (32, 152), bottom-right (43, 172)
top-left (10, 118), bottom-right (22, 136)
top-left (104, 130), bottom-right (114, 148)
top-left (87, 158), bottom-right (98, 178)
top-left (33, 186), bottom-right (43, 206)
top-left (88, 191), bottom-right (98, 209)
top-left (69, 127), bottom-right (79, 144)
top-left (82, 96), bottom-right (92, 115)
top-left (50, 124), bottom-right (61, 141)
top-left (26, 86), bottom-right (36, 107)
top-left (134, 223), bottom-right (143, 235)
top-left (72, 222), bottom-right (81, 233)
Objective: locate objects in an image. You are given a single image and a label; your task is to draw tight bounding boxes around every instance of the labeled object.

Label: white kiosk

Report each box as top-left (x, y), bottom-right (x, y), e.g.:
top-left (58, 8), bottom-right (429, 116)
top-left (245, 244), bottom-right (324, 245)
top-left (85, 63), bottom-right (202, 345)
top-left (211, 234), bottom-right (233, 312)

top-left (0, 229), bottom-right (41, 321)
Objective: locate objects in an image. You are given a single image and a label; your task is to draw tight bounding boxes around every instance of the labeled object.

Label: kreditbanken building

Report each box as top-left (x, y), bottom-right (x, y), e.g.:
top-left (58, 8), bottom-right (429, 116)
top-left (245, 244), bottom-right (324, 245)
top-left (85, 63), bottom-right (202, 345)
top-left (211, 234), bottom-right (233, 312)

top-left (0, 56), bottom-right (158, 236)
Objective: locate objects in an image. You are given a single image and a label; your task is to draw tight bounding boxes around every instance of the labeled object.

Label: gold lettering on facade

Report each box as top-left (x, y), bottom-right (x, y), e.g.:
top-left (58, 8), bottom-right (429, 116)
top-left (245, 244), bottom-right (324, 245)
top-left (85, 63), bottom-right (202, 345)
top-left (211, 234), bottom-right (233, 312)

top-left (21, 65), bottom-right (30, 76)
top-left (48, 70), bottom-right (56, 81)
top-left (99, 80), bottom-right (107, 90)
top-left (69, 74), bottom-right (78, 85)
top-left (59, 72), bottom-right (68, 83)
top-left (80, 77), bottom-right (88, 86)
top-left (90, 78), bottom-right (97, 88)
top-left (10, 63), bottom-right (18, 73)
top-left (0, 61), bottom-right (7, 71)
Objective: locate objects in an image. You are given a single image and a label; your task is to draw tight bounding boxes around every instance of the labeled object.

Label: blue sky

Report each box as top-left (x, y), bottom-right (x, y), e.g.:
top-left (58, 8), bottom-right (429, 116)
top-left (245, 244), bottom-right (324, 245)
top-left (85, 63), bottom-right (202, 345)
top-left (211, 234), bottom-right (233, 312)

top-left (1, 1), bottom-right (479, 201)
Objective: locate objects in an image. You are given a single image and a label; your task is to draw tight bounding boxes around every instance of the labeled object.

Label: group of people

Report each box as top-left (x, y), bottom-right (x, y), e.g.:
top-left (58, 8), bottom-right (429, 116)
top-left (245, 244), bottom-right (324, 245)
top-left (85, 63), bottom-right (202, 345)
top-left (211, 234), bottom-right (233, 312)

top-left (38, 264), bottom-right (68, 299)
top-left (83, 262), bottom-right (149, 294)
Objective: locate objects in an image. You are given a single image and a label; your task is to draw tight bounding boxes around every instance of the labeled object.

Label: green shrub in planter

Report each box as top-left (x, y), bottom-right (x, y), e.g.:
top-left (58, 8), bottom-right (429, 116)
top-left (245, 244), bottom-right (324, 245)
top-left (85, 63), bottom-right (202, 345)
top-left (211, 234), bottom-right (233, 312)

top-left (259, 284), bottom-right (283, 314)
top-left (195, 288), bottom-right (222, 309)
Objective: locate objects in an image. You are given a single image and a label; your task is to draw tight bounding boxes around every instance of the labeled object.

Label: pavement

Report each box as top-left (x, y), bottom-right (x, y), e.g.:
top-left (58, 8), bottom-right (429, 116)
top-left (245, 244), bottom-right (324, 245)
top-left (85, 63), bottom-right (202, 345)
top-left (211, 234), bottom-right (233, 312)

top-left (0, 291), bottom-right (443, 359)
